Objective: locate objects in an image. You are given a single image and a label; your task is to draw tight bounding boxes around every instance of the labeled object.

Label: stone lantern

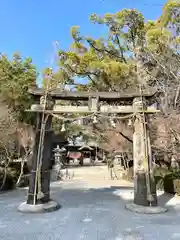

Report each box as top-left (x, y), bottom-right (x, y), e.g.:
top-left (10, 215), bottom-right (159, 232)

top-left (51, 145), bottom-right (66, 181)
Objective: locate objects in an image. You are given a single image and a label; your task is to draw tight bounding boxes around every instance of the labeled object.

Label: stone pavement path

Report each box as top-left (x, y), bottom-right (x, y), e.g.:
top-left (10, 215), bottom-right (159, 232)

top-left (1, 164), bottom-right (180, 240)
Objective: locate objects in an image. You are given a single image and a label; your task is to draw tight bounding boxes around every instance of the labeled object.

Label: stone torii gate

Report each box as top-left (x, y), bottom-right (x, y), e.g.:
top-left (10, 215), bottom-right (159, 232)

top-left (18, 87), bottom-right (167, 214)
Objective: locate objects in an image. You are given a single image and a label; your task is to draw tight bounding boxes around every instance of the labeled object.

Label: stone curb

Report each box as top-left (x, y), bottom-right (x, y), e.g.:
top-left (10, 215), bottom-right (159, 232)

top-left (18, 200), bottom-right (61, 213)
top-left (125, 203), bottom-right (168, 214)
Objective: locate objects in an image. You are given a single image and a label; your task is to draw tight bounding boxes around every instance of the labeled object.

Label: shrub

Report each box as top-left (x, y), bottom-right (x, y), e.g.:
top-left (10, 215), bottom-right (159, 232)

top-left (0, 163), bottom-right (22, 191)
top-left (169, 170), bottom-right (180, 196)
top-left (0, 167), bottom-right (15, 191)
top-left (153, 167), bottom-right (180, 195)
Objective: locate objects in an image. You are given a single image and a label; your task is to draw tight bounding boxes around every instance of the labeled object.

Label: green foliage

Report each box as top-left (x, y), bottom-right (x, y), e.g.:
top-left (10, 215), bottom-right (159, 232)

top-left (55, 1), bottom-right (179, 93)
top-left (42, 66), bottom-right (74, 90)
top-left (55, 8), bottom-right (151, 91)
top-left (145, 1), bottom-right (180, 53)
top-left (146, 27), bottom-right (171, 51)
top-left (153, 166), bottom-right (171, 178)
top-left (65, 123), bottom-right (84, 144)
top-left (0, 53), bottom-right (37, 123)
top-left (170, 169), bottom-right (180, 179)
top-left (153, 167), bottom-right (180, 195)
top-left (160, 0), bottom-right (180, 33)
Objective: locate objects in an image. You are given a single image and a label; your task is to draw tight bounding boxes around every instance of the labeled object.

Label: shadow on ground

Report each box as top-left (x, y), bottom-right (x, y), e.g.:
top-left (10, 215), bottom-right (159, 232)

top-left (52, 185), bottom-right (133, 208)
top-left (158, 192), bottom-right (174, 206)
top-left (0, 182), bottom-right (176, 211)
top-left (50, 182), bottom-right (177, 213)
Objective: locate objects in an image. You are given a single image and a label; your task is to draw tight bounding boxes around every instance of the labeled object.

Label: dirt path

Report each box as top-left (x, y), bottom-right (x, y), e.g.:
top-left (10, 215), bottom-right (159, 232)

top-left (67, 163), bottom-right (133, 188)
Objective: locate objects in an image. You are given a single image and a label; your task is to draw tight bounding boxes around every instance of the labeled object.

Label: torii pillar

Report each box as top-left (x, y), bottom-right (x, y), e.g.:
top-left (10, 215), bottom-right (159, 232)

top-left (126, 97), bottom-right (167, 214)
top-left (18, 96), bottom-right (61, 213)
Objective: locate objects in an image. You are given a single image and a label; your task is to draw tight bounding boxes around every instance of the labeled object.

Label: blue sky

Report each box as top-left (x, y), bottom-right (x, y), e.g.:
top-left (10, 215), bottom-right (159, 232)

top-left (0, 0), bottom-right (166, 76)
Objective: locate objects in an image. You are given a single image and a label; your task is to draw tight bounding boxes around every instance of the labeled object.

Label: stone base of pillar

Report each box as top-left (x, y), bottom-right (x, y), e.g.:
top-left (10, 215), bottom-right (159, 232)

top-left (17, 200), bottom-right (61, 213)
top-left (125, 202), bottom-right (167, 214)
top-left (134, 171), bottom-right (158, 207)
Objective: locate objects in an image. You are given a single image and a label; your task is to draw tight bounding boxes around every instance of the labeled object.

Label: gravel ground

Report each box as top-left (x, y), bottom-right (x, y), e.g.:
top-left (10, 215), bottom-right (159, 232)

top-left (1, 165), bottom-right (180, 240)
